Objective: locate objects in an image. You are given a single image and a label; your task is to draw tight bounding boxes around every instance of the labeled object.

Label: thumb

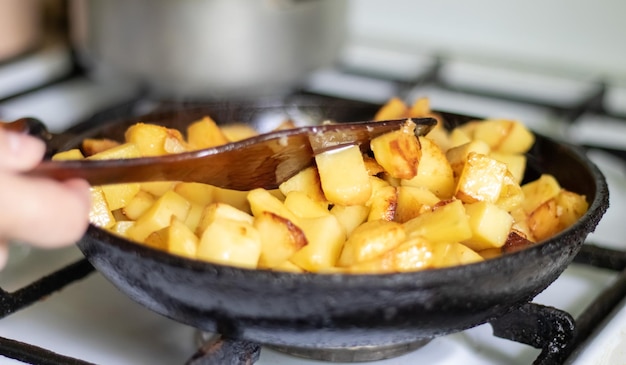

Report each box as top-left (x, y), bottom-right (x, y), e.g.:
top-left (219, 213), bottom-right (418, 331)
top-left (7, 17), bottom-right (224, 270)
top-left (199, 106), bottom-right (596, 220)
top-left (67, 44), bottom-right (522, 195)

top-left (0, 128), bottom-right (46, 171)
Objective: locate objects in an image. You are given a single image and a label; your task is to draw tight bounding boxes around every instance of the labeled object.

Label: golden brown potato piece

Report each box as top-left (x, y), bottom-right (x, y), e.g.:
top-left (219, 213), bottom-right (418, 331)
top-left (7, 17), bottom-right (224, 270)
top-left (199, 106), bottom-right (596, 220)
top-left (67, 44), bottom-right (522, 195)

top-left (337, 220), bottom-right (406, 267)
top-left (254, 211), bottom-right (307, 269)
top-left (455, 153), bottom-right (508, 204)
top-left (472, 119), bottom-right (535, 154)
top-left (82, 138), bottom-right (120, 156)
top-left (186, 116), bottom-right (229, 150)
top-left (401, 136), bottom-right (455, 199)
top-left (279, 166), bottom-right (328, 206)
top-left (374, 97), bottom-right (409, 121)
top-left (124, 123), bottom-right (186, 156)
top-left (463, 201), bottom-right (514, 251)
top-left (316, 145), bottom-right (372, 206)
top-left (289, 214), bottom-right (346, 272)
top-left (126, 190), bottom-right (191, 242)
top-left (197, 218), bottom-right (261, 269)
top-left (394, 186), bottom-right (440, 223)
top-left (404, 199), bottom-right (472, 243)
top-left (370, 120), bottom-right (421, 180)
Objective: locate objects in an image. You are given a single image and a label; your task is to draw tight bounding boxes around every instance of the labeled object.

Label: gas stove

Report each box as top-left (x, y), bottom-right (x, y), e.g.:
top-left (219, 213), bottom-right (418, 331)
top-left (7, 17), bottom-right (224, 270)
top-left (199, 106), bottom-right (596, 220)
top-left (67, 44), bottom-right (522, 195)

top-left (1, 35), bottom-right (626, 365)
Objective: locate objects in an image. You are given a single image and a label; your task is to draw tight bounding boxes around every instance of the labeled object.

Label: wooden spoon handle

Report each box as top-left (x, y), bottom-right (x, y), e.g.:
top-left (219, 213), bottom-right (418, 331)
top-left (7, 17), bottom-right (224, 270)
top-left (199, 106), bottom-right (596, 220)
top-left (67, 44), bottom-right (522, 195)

top-left (5, 117), bottom-right (437, 190)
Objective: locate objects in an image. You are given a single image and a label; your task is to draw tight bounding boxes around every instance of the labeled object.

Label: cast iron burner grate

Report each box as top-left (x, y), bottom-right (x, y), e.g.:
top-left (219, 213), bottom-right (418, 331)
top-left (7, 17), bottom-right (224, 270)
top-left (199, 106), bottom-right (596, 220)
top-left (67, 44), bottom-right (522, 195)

top-left (1, 244), bottom-right (625, 365)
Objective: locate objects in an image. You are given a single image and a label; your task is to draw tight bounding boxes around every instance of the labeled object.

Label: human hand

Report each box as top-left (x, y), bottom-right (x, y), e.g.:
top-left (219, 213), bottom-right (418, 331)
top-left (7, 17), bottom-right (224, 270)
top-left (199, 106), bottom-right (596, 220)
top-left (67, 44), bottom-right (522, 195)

top-left (0, 128), bottom-right (91, 269)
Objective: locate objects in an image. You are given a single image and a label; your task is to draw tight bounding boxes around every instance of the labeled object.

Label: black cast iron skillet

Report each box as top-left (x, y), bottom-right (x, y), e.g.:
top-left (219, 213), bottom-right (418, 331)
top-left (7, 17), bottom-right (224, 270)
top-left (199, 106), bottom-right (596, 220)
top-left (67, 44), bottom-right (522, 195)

top-left (55, 95), bottom-right (608, 350)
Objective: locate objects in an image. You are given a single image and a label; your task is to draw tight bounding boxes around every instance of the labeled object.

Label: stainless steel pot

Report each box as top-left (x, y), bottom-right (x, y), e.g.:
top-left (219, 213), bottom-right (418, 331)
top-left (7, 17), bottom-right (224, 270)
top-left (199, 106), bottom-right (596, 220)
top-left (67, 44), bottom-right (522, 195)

top-left (70, 0), bottom-right (347, 97)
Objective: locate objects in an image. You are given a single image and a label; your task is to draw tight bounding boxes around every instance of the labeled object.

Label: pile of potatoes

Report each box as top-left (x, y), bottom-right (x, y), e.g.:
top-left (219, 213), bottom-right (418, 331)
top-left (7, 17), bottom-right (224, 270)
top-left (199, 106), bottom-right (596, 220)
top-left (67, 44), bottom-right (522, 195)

top-left (53, 98), bottom-right (589, 274)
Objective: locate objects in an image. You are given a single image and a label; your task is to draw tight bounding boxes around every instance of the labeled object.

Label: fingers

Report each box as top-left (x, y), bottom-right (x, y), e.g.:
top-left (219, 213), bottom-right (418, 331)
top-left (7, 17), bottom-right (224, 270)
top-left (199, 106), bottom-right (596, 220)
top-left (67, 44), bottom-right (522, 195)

top-left (0, 173), bottom-right (92, 248)
top-left (0, 129), bottom-right (46, 171)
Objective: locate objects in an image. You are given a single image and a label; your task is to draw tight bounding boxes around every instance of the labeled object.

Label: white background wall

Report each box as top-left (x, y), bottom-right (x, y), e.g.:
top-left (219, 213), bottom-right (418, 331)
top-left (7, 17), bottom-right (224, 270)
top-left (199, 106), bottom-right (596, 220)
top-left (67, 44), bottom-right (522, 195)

top-left (347, 0), bottom-right (626, 82)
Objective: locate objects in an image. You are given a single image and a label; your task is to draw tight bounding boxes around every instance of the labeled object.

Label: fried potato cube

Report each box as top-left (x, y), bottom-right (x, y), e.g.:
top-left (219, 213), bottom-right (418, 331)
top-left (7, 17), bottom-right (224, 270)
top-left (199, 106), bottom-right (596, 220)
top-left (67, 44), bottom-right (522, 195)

top-left (478, 247), bottom-right (502, 260)
top-left (213, 187), bottom-right (251, 213)
top-left (462, 201), bottom-right (514, 251)
top-left (197, 202), bottom-right (254, 236)
top-left (87, 142), bottom-right (141, 160)
top-left (526, 189), bottom-right (588, 242)
top-left (184, 202), bottom-right (204, 233)
top-left (140, 181), bottom-right (177, 197)
top-left (362, 155), bottom-right (385, 176)
top-left (446, 140), bottom-right (491, 180)
top-left (89, 187), bottom-right (115, 229)
top-left (163, 133), bottom-right (189, 154)
top-left (401, 136), bottom-right (455, 199)
top-left (165, 217), bottom-right (199, 259)
top-left (502, 230), bottom-right (536, 254)
top-left (272, 260), bottom-right (305, 273)
top-left (101, 183), bottom-right (141, 211)
top-left (143, 218), bottom-right (196, 257)
top-left (122, 190), bottom-right (156, 220)
top-left (337, 220), bottom-right (406, 267)
top-left (248, 188), bottom-right (299, 224)
top-left (81, 138), bottom-right (120, 156)
top-left (434, 242), bottom-right (484, 268)
top-left (374, 97), bottom-right (409, 121)
top-left (124, 123), bottom-right (184, 157)
top-left (527, 198), bottom-right (561, 241)
top-left (473, 119), bottom-right (535, 154)
top-left (408, 97), bottom-right (432, 117)
top-left (186, 116), bottom-right (229, 150)
top-left (330, 204), bottom-right (370, 236)
top-left (346, 237), bottom-right (437, 274)
top-left (370, 121), bottom-right (421, 179)
top-left (144, 228), bottom-right (167, 250)
top-left (425, 123), bottom-right (452, 153)
top-left (127, 190), bottom-right (191, 242)
top-left (254, 211), bottom-right (307, 269)
top-left (174, 182), bottom-right (216, 206)
top-left (404, 199), bottom-right (472, 243)
top-left (316, 145), bottom-right (372, 206)
top-left (448, 128), bottom-right (472, 149)
top-left (52, 149), bottom-right (84, 161)
top-left (521, 174), bottom-right (562, 214)
top-left (556, 190), bottom-right (588, 228)
top-left (220, 123), bottom-right (259, 142)
top-left (279, 166), bottom-right (328, 205)
top-left (455, 153), bottom-right (508, 204)
top-left (289, 214), bottom-right (346, 272)
top-left (510, 207), bottom-right (534, 241)
top-left (395, 186), bottom-right (440, 223)
top-left (197, 218), bottom-right (261, 269)
top-left (283, 191), bottom-right (330, 219)
top-left (367, 185), bottom-right (398, 222)
top-left (109, 221), bottom-right (135, 236)
top-left (490, 151), bottom-right (527, 184)
top-left (495, 171), bottom-right (525, 212)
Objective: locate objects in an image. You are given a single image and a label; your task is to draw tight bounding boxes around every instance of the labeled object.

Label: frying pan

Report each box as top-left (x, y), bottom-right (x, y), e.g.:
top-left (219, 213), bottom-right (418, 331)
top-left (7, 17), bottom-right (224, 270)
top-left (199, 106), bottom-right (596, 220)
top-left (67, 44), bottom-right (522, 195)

top-left (57, 94), bottom-right (608, 349)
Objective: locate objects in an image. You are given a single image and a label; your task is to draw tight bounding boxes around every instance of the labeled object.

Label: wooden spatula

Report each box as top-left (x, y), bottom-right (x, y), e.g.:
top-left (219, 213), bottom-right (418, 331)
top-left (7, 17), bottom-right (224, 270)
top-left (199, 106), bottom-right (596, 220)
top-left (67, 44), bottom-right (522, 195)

top-left (3, 117), bottom-right (436, 190)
